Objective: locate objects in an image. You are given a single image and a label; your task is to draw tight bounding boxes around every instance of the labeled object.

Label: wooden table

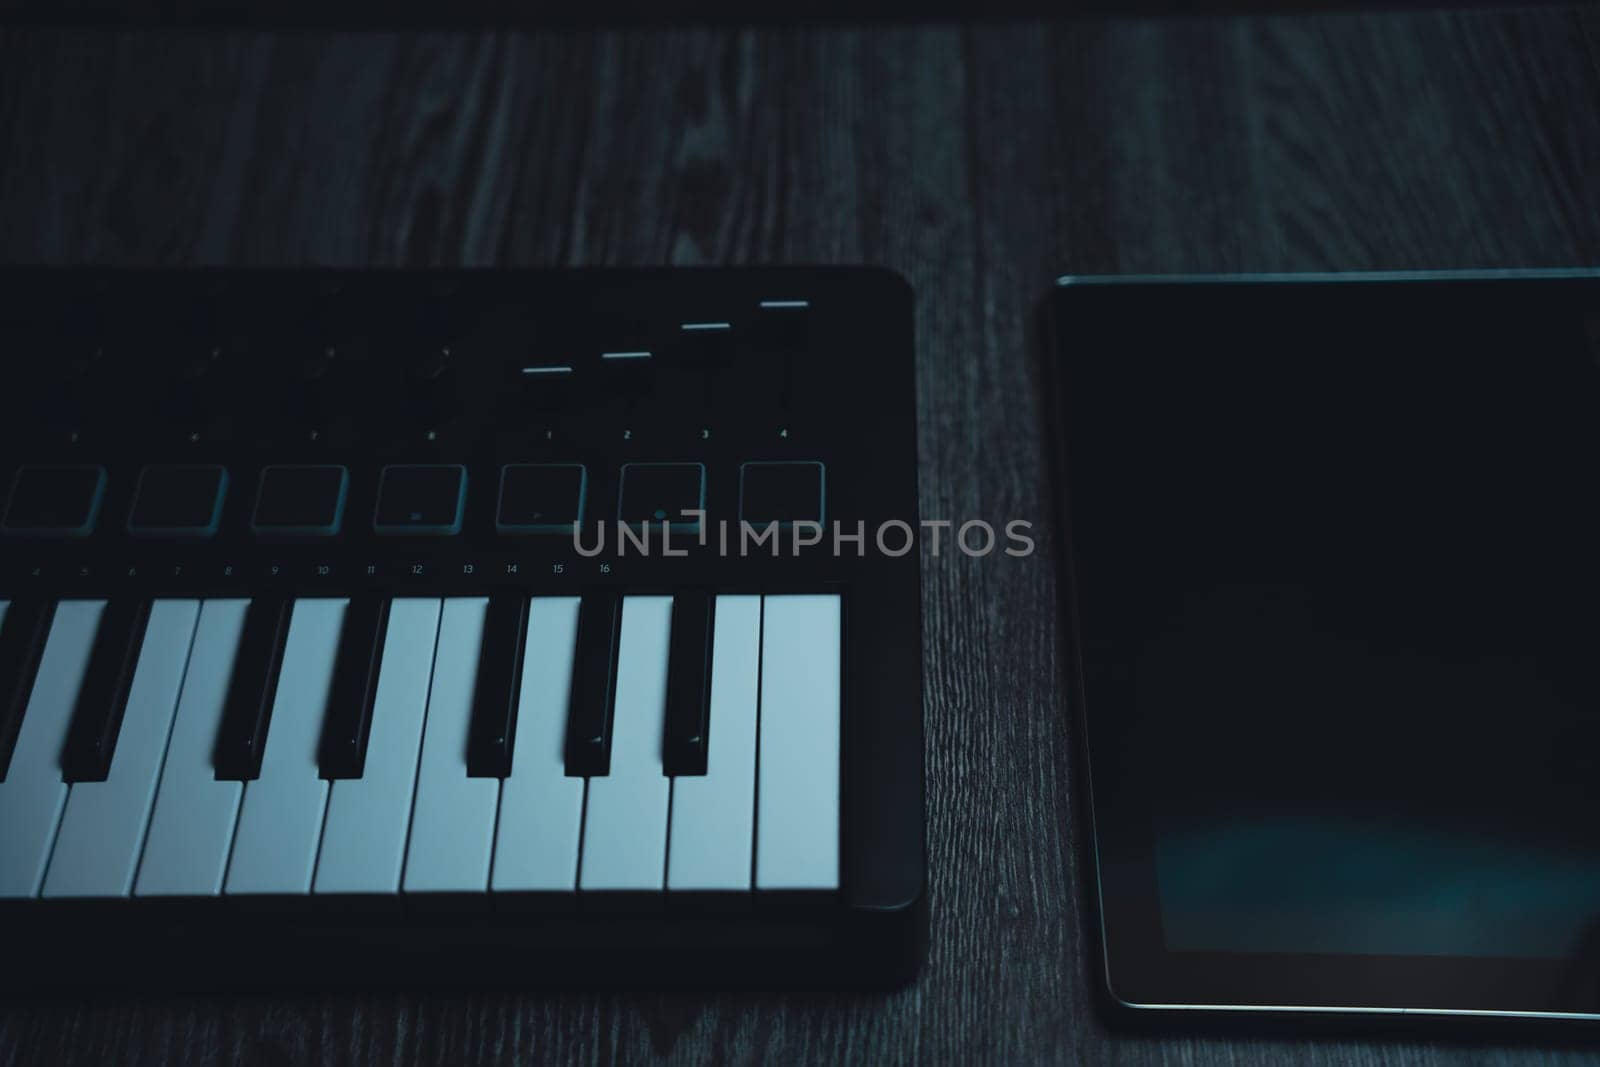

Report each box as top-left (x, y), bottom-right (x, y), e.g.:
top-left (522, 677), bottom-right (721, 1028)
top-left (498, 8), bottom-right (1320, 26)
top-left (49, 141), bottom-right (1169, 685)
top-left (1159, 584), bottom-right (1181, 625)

top-left (1, 10), bottom-right (1597, 1064)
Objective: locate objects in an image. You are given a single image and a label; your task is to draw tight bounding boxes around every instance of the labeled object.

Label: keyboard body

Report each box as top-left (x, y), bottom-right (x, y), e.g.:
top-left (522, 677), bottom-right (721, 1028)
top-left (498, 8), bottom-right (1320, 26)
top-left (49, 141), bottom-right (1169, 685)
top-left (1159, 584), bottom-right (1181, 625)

top-left (0, 267), bottom-right (924, 989)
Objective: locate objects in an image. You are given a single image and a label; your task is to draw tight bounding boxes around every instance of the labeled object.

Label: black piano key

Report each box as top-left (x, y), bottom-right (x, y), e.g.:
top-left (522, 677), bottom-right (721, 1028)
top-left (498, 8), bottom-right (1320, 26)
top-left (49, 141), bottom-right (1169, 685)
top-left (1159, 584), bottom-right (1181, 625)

top-left (60, 598), bottom-right (152, 783)
top-left (564, 593), bottom-right (622, 777)
top-left (663, 592), bottom-right (714, 777)
top-left (0, 599), bottom-right (55, 782)
top-left (466, 593), bottom-right (529, 778)
top-left (213, 597), bottom-right (292, 781)
top-left (317, 595), bottom-right (390, 780)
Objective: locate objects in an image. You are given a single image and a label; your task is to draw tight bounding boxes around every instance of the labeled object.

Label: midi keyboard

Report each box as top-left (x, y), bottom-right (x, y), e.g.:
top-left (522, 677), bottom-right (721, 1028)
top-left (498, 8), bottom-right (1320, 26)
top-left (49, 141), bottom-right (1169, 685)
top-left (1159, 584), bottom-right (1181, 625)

top-left (0, 267), bottom-right (924, 989)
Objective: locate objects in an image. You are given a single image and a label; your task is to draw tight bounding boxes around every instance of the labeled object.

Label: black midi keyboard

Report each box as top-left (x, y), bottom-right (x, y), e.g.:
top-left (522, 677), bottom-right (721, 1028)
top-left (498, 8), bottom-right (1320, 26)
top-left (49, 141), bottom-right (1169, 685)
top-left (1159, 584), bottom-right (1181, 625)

top-left (0, 267), bottom-right (924, 989)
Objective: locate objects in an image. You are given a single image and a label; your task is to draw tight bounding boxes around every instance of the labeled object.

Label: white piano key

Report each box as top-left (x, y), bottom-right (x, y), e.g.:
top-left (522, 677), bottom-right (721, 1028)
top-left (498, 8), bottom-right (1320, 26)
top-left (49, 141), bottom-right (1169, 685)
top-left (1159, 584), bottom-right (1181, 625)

top-left (755, 594), bottom-right (841, 890)
top-left (314, 598), bottom-right (440, 895)
top-left (667, 595), bottom-right (760, 891)
top-left (0, 600), bottom-right (103, 898)
top-left (43, 599), bottom-right (200, 898)
top-left (403, 597), bottom-right (498, 893)
top-left (224, 598), bottom-right (345, 895)
top-left (134, 599), bottom-right (249, 897)
top-left (491, 597), bottom-right (585, 893)
top-left (578, 595), bottom-right (672, 892)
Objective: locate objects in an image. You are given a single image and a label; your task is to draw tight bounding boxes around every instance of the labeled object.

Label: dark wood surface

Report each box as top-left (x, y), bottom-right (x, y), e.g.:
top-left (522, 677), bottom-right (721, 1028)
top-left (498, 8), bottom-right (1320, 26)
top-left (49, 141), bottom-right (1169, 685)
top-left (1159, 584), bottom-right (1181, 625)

top-left (2, 10), bottom-right (1599, 1064)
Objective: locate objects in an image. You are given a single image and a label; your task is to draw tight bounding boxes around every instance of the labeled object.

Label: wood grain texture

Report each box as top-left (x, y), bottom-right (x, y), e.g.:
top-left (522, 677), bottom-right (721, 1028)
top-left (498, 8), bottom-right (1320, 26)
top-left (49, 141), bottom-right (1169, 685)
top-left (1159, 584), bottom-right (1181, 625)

top-left (1, 11), bottom-right (1599, 1065)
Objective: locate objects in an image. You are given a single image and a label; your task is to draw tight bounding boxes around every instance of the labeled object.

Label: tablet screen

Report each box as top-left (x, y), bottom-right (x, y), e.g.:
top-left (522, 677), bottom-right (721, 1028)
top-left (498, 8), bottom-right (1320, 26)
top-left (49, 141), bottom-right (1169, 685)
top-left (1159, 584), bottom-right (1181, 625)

top-left (1055, 274), bottom-right (1600, 1015)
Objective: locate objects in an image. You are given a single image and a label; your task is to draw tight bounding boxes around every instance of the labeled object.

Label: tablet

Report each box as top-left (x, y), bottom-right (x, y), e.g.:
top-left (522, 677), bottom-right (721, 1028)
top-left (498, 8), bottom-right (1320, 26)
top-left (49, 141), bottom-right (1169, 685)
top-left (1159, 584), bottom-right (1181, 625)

top-left (1048, 270), bottom-right (1600, 1021)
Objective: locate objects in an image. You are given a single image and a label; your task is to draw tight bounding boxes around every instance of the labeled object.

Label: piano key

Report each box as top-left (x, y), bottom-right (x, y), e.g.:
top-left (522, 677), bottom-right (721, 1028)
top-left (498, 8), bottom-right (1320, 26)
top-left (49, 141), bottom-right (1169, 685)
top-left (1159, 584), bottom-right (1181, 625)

top-left (0, 599), bottom-right (103, 898)
top-left (314, 598), bottom-right (440, 895)
top-left (60, 597), bottom-right (153, 783)
top-left (667, 595), bottom-right (760, 891)
top-left (467, 592), bottom-right (528, 778)
top-left (0, 599), bottom-right (53, 782)
top-left (317, 595), bottom-right (390, 780)
top-left (563, 593), bottom-right (621, 777)
top-left (42, 600), bottom-right (199, 898)
top-left (578, 595), bottom-right (673, 892)
top-left (491, 597), bottom-right (584, 893)
top-left (224, 598), bottom-right (346, 895)
top-left (212, 596), bottom-right (291, 780)
top-left (134, 599), bottom-right (249, 897)
top-left (755, 594), bottom-right (842, 890)
top-left (403, 597), bottom-right (498, 893)
top-left (662, 591), bottom-right (714, 777)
